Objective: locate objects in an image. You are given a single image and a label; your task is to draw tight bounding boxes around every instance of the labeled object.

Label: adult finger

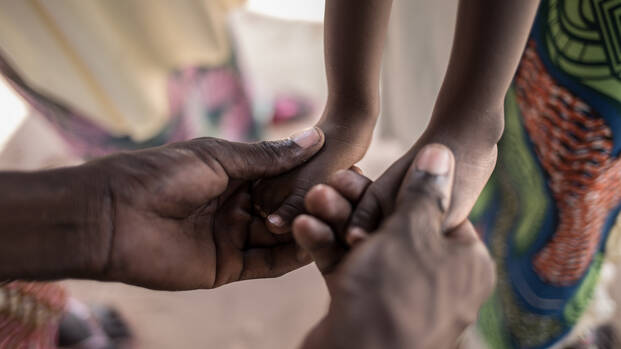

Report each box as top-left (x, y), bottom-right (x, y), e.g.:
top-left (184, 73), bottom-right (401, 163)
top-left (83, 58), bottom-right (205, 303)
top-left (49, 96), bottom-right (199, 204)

top-left (306, 184), bottom-right (353, 234)
top-left (325, 169), bottom-right (373, 245)
top-left (293, 215), bottom-right (345, 274)
top-left (265, 186), bottom-right (309, 234)
top-left (186, 127), bottom-right (325, 180)
top-left (326, 169), bottom-right (372, 203)
top-left (265, 168), bottom-right (369, 235)
top-left (238, 243), bottom-right (311, 282)
top-left (394, 143), bottom-right (455, 237)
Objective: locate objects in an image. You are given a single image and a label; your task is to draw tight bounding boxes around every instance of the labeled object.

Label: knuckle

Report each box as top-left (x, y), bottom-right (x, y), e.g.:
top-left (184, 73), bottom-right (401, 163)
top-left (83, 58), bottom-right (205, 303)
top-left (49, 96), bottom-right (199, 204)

top-left (258, 139), bottom-right (293, 163)
top-left (188, 136), bottom-right (218, 146)
top-left (195, 136), bottom-right (218, 143)
top-left (402, 183), bottom-right (445, 211)
top-left (278, 197), bottom-right (305, 219)
top-left (305, 183), bottom-right (332, 206)
top-left (191, 137), bottom-right (229, 155)
top-left (257, 141), bottom-right (281, 159)
top-left (305, 184), bottom-right (332, 206)
top-left (405, 200), bottom-right (443, 231)
top-left (288, 187), bottom-right (309, 204)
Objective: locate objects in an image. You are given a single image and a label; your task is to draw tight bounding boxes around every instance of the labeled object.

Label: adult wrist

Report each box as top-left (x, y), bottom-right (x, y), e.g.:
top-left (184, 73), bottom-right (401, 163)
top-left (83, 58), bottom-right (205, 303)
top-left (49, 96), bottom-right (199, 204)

top-left (0, 165), bottom-right (111, 281)
top-left (322, 297), bottom-right (464, 349)
top-left (312, 296), bottom-right (417, 349)
top-left (75, 161), bottom-right (116, 281)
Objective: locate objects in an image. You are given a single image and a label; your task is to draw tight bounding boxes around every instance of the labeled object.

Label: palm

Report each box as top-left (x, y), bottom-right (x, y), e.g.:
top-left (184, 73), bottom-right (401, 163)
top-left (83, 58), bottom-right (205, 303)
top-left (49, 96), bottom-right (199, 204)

top-left (99, 147), bottom-right (307, 290)
top-left (212, 184), bottom-right (301, 286)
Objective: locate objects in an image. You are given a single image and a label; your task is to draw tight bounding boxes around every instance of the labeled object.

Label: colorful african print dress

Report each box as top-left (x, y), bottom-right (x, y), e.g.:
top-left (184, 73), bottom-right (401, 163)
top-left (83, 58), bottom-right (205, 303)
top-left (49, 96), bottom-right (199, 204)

top-left (472, 1), bottom-right (621, 348)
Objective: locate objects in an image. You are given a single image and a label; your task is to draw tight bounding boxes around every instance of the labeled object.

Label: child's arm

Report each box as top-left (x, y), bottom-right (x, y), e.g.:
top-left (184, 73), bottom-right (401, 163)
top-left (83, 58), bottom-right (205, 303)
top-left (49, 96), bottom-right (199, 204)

top-left (255, 0), bottom-right (394, 233)
top-left (322, 0), bottom-right (393, 122)
top-left (349, 0), bottom-right (541, 235)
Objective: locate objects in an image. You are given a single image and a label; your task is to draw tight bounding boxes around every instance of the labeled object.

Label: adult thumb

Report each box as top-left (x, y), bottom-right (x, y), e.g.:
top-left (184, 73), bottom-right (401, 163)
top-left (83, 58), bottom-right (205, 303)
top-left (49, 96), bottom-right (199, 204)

top-left (191, 127), bottom-right (325, 180)
top-left (395, 143), bottom-right (455, 233)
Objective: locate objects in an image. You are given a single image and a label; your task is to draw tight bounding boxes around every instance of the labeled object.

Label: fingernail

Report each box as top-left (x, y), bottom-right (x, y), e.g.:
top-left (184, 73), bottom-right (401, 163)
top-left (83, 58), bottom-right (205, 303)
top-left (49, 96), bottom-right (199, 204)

top-left (415, 144), bottom-right (451, 175)
top-left (268, 214), bottom-right (285, 227)
top-left (290, 127), bottom-right (320, 148)
top-left (347, 227), bottom-right (368, 246)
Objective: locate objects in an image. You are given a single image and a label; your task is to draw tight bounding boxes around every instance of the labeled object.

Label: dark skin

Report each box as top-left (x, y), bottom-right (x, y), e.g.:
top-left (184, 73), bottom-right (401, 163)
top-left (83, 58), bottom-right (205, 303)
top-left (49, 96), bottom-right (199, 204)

top-left (0, 139), bottom-right (493, 347)
top-left (294, 144), bottom-right (496, 349)
top-left (254, 0), bottom-right (393, 234)
top-left (256, 0), bottom-right (540, 238)
top-left (346, 0), bottom-right (541, 242)
top-left (0, 128), bottom-right (324, 290)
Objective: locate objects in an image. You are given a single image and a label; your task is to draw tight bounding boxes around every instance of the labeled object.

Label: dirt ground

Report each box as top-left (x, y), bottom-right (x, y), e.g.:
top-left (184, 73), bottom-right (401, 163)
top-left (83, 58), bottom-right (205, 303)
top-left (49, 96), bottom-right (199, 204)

top-left (62, 268), bottom-right (327, 349)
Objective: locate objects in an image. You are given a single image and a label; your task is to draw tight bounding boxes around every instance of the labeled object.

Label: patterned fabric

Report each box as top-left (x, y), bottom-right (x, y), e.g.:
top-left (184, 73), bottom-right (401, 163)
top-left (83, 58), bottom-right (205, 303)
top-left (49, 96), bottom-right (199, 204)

top-left (473, 1), bottom-right (621, 348)
top-left (0, 281), bottom-right (67, 348)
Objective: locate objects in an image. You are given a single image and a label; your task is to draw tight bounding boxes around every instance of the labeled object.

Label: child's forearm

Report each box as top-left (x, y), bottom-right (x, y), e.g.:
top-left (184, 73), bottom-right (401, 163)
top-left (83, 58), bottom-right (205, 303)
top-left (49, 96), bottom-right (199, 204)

top-left (322, 0), bottom-right (393, 123)
top-left (428, 0), bottom-right (540, 144)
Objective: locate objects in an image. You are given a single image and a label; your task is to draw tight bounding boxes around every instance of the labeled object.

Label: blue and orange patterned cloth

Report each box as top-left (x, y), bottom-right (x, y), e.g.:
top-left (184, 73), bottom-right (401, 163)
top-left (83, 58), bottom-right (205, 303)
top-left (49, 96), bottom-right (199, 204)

top-left (472, 1), bottom-right (621, 347)
top-left (0, 281), bottom-right (66, 348)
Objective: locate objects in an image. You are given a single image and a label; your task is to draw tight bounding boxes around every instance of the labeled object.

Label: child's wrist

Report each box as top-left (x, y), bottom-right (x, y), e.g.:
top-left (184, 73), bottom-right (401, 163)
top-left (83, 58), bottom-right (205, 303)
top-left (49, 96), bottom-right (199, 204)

top-left (319, 100), bottom-right (378, 134)
top-left (325, 93), bottom-right (380, 122)
top-left (316, 119), bottom-right (375, 160)
top-left (409, 120), bottom-right (500, 169)
top-left (306, 98), bottom-right (377, 166)
top-left (427, 105), bottom-right (505, 149)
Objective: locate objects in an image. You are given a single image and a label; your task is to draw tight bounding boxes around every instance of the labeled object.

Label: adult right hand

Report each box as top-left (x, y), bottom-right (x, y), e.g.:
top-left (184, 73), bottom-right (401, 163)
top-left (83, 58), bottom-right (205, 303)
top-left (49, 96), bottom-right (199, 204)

top-left (294, 144), bottom-right (496, 349)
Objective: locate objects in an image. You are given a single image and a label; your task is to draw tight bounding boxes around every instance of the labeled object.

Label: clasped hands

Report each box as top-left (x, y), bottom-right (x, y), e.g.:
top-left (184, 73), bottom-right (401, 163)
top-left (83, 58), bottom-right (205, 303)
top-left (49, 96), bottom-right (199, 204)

top-left (68, 127), bottom-right (494, 348)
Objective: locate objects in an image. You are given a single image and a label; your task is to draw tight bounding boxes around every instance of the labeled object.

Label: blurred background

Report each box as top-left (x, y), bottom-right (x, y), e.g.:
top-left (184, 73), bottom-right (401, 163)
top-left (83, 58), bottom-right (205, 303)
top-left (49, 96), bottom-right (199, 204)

top-left (7, 1), bottom-right (618, 348)
top-left (0, 1), bottom-right (457, 347)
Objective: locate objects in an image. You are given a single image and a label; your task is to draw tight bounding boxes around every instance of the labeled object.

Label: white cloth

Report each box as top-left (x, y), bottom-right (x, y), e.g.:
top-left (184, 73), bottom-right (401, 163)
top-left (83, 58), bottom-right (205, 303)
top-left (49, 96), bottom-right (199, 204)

top-left (0, 0), bottom-right (243, 140)
top-left (380, 0), bottom-right (458, 144)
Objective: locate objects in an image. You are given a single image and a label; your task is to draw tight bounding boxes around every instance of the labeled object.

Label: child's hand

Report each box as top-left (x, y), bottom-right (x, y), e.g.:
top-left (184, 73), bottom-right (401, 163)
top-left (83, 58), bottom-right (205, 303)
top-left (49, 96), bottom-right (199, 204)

top-left (345, 124), bottom-right (499, 244)
top-left (254, 116), bottom-right (375, 234)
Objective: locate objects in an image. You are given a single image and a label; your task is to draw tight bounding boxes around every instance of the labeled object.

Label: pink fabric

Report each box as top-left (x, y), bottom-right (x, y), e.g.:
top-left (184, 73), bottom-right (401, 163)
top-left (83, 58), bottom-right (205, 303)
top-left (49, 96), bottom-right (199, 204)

top-left (0, 281), bottom-right (67, 348)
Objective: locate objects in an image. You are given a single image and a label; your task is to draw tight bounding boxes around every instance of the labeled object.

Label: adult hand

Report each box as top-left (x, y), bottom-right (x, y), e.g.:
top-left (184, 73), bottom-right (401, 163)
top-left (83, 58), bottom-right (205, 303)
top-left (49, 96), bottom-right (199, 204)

top-left (294, 144), bottom-right (495, 349)
top-left (84, 128), bottom-right (324, 290)
top-left (253, 114), bottom-right (375, 234)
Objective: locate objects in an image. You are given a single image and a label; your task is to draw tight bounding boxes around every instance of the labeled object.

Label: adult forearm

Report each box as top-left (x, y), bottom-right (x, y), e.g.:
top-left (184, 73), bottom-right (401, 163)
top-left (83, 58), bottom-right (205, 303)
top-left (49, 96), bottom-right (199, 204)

top-left (429, 0), bottom-right (540, 142)
top-left (323, 0), bottom-right (393, 119)
top-left (302, 299), bottom-right (457, 349)
top-left (301, 305), bottom-right (397, 349)
top-left (0, 166), bottom-right (110, 281)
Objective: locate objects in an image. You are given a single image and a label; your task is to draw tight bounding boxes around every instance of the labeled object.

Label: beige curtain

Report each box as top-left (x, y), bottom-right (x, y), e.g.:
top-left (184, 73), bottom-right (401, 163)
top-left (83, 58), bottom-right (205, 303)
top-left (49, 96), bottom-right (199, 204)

top-left (380, 0), bottom-right (457, 144)
top-left (0, 0), bottom-right (243, 141)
